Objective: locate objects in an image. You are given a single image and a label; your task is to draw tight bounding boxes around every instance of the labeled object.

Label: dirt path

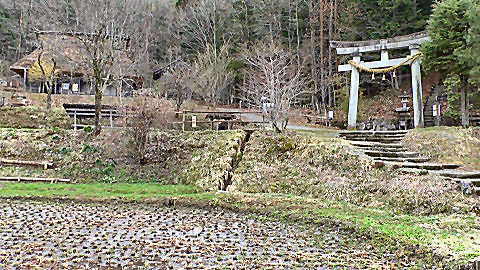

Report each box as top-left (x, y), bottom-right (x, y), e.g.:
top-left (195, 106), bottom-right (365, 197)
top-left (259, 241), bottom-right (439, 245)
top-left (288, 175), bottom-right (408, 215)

top-left (217, 107), bottom-right (327, 132)
top-left (0, 200), bottom-right (427, 269)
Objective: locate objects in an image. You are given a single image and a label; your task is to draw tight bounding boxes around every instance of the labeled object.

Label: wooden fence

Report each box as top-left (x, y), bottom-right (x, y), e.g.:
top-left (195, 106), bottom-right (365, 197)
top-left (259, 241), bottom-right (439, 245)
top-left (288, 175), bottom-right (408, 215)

top-left (172, 110), bottom-right (266, 132)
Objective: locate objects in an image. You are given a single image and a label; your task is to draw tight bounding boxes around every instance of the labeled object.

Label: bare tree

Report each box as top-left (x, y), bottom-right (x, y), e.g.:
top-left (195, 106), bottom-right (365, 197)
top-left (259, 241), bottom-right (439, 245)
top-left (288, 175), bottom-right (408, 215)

top-left (157, 58), bottom-right (192, 111)
top-left (242, 42), bottom-right (308, 132)
top-left (28, 49), bottom-right (57, 110)
top-left (32, 0), bottom-right (153, 135)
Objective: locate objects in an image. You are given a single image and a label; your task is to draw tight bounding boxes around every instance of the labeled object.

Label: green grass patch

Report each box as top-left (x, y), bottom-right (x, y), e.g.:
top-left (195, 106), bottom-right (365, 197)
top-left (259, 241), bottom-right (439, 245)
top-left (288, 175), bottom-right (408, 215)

top-left (174, 192), bottom-right (480, 264)
top-left (0, 182), bottom-right (200, 200)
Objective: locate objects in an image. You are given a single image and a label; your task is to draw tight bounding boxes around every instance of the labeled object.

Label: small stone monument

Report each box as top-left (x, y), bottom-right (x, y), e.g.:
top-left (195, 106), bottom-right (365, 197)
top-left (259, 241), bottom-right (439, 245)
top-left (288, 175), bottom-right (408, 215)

top-left (396, 92), bottom-right (411, 130)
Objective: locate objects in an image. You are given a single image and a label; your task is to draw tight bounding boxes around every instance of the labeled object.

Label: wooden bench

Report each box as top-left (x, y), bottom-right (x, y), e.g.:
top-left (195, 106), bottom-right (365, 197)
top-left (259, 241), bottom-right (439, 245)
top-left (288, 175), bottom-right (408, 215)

top-left (63, 103), bottom-right (121, 130)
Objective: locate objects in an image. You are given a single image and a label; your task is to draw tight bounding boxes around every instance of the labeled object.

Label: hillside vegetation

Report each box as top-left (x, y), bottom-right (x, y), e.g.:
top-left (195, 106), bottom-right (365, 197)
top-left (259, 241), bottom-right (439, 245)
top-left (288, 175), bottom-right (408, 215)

top-left (1, 128), bottom-right (474, 216)
top-left (0, 106), bottom-right (71, 129)
top-left (404, 127), bottom-right (480, 171)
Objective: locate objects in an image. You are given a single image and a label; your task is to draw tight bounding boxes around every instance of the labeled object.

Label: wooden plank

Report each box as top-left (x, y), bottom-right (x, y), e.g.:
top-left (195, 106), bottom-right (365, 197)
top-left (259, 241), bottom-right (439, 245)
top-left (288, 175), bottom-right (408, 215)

top-left (0, 176), bottom-right (71, 183)
top-left (65, 108), bottom-right (117, 112)
top-left (178, 111), bottom-right (263, 114)
top-left (171, 121), bottom-right (267, 124)
top-left (66, 112), bottom-right (122, 117)
top-left (0, 159), bottom-right (53, 169)
top-left (71, 124), bottom-right (123, 129)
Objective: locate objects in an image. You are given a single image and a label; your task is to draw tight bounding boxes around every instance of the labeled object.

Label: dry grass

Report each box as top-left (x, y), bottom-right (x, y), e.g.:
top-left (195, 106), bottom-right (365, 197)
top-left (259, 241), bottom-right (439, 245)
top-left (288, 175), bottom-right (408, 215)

top-left (403, 127), bottom-right (480, 171)
top-left (0, 106), bottom-right (72, 129)
top-left (230, 131), bottom-right (476, 215)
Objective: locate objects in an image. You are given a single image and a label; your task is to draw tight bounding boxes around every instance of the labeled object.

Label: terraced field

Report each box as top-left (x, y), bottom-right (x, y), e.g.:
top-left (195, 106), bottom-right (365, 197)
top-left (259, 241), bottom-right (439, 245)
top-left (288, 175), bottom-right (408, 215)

top-left (0, 200), bottom-right (423, 269)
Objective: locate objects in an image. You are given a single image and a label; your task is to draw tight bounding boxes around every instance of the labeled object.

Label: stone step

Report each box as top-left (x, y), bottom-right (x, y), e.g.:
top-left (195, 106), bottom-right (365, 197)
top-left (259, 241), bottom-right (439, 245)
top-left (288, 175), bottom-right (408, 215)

top-left (349, 142), bottom-right (405, 149)
top-left (397, 168), bottom-right (429, 175)
top-left (339, 130), bottom-right (408, 135)
top-left (364, 151), bottom-right (419, 159)
top-left (450, 179), bottom-right (480, 188)
top-left (374, 157), bottom-right (431, 163)
top-left (436, 170), bottom-right (480, 179)
top-left (343, 137), bottom-right (404, 144)
top-left (454, 180), bottom-right (480, 195)
top-left (341, 135), bottom-right (406, 140)
top-left (362, 147), bottom-right (411, 153)
top-left (386, 162), bottom-right (461, 170)
top-left (340, 132), bottom-right (406, 137)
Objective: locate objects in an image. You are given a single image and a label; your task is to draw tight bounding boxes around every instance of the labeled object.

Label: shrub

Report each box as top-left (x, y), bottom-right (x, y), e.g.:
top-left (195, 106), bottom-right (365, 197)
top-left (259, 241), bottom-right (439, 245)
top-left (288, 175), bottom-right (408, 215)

top-left (125, 95), bottom-right (173, 164)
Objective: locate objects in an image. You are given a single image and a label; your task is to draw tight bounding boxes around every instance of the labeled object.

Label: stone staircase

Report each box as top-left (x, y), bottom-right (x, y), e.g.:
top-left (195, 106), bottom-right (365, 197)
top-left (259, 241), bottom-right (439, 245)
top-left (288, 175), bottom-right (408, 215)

top-left (339, 130), bottom-right (480, 196)
top-left (423, 85), bottom-right (444, 127)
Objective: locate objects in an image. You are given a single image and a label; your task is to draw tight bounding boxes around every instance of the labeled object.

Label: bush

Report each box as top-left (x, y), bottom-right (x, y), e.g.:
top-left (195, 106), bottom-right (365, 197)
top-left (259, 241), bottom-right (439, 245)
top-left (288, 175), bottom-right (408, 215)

top-left (125, 95), bottom-right (173, 164)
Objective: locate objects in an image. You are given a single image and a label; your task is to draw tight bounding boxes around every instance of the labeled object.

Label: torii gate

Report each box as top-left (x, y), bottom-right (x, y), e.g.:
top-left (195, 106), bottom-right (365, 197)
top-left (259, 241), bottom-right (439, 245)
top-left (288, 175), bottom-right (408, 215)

top-left (330, 32), bottom-right (430, 129)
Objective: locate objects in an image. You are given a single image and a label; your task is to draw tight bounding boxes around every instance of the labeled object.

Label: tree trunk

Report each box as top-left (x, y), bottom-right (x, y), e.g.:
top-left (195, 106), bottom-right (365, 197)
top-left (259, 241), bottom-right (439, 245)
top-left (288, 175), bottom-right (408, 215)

top-left (94, 81), bottom-right (103, 136)
top-left (327, 0), bottom-right (334, 108)
top-left (309, 1), bottom-right (318, 110)
top-left (461, 81), bottom-right (469, 127)
top-left (319, 1), bottom-right (326, 112)
top-left (46, 84), bottom-right (52, 110)
top-left (295, 0), bottom-right (300, 63)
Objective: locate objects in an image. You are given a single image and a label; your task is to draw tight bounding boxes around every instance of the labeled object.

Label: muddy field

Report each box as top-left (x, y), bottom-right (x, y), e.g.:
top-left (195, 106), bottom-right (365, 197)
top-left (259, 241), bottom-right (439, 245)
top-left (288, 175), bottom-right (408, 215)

top-left (0, 200), bottom-right (431, 269)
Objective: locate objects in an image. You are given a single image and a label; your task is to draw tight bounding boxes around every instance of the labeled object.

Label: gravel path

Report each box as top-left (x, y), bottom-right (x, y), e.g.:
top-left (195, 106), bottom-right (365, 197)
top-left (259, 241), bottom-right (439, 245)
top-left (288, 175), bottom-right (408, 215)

top-left (0, 200), bottom-right (425, 269)
top-left (217, 107), bottom-right (326, 132)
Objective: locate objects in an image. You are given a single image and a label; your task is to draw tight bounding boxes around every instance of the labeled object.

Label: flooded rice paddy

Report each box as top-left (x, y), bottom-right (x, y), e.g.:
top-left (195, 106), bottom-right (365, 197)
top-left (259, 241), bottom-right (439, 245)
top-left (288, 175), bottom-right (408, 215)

top-left (0, 199), bottom-right (428, 269)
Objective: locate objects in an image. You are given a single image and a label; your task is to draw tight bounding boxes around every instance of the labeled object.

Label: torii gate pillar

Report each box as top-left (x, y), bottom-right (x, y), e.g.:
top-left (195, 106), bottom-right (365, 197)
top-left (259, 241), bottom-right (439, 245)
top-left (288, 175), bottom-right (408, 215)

top-left (330, 32), bottom-right (430, 130)
top-left (410, 45), bottom-right (424, 128)
top-left (348, 54), bottom-right (361, 129)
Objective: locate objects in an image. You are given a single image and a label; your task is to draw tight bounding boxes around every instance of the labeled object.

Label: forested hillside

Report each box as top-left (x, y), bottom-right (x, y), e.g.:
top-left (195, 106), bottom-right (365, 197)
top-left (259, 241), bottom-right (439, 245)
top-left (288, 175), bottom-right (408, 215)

top-left (0, 0), bottom-right (434, 111)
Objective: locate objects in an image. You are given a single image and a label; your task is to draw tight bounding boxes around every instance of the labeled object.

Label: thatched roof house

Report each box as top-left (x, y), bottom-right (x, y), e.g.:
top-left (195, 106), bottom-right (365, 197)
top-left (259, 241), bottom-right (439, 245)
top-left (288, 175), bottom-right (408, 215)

top-left (10, 33), bottom-right (136, 97)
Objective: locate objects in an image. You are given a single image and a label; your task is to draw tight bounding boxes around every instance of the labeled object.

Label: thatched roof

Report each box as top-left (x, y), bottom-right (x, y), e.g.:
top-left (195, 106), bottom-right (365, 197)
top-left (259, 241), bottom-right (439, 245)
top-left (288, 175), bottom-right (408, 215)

top-left (10, 34), bottom-right (133, 78)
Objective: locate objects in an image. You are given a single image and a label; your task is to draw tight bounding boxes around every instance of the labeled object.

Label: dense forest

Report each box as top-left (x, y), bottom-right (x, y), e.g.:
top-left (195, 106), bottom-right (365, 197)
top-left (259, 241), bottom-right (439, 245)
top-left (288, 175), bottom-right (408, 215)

top-left (0, 0), bottom-right (464, 115)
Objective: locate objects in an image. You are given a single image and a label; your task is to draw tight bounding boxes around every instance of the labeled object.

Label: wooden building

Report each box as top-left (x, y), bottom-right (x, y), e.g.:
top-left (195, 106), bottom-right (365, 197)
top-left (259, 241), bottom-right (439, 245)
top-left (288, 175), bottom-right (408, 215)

top-left (9, 33), bottom-right (137, 97)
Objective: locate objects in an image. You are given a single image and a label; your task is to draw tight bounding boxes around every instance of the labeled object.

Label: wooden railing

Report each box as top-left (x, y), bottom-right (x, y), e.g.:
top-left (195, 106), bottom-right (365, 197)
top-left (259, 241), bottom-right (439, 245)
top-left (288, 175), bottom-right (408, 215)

top-left (65, 107), bottom-right (123, 130)
top-left (172, 110), bottom-right (266, 132)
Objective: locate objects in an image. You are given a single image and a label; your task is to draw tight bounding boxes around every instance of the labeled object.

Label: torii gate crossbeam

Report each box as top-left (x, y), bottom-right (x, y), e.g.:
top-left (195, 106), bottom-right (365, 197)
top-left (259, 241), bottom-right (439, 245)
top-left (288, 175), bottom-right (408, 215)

top-left (330, 31), bottom-right (430, 129)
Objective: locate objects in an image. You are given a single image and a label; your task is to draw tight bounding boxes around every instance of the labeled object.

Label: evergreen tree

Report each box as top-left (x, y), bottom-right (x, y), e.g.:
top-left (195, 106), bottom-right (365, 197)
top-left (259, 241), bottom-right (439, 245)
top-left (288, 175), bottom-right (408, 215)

top-left (465, 3), bottom-right (480, 86)
top-left (422, 0), bottom-right (479, 127)
top-left (342, 0), bottom-right (433, 40)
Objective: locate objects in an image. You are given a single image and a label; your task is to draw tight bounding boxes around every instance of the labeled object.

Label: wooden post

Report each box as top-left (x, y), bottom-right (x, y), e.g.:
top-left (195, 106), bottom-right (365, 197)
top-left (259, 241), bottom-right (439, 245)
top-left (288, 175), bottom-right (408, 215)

top-left (74, 110), bottom-right (77, 131)
top-left (109, 110), bottom-right (113, 128)
top-left (125, 108), bottom-right (128, 127)
top-left (23, 68), bottom-right (27, 91)
top-left (182, 110), bottom-right (186, 132)
top-left (262, 113), bottom-right (265, 130)
top-left (348, 54), bottom-right (361, 130)
top-left (210, 119), bottom-right (214, 131)
top-left (410, 45), bottom-right (424, 128)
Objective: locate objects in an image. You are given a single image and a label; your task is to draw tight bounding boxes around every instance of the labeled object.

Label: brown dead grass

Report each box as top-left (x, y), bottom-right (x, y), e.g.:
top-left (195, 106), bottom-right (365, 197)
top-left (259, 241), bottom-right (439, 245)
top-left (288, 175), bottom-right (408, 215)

top-left (403, 127), bottom-right (480, 171)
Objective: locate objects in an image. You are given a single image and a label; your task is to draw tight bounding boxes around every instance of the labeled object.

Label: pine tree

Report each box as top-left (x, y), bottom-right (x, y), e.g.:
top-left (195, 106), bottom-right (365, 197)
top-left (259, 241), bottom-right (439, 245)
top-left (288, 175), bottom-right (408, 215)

top-left (422, 0), bottom-right (478, 127)
top-left (465, 3), bottom-right (480, 86)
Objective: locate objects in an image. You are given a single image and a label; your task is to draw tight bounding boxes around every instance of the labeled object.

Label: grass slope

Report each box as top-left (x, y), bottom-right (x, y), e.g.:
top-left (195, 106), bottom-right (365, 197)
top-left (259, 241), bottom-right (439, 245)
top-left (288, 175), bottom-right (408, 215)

top-left (403, 127), bottom-right (480, 170)
top-left (0, 106), bottom-right (72, 129)
top-left (0, 128), bottom-right (246, 190)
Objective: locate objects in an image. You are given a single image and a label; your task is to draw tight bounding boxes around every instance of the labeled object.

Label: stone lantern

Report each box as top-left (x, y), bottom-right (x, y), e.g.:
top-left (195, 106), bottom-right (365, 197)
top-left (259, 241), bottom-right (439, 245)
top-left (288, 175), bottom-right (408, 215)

top-left (395, 92), bottom-right (411, 130)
